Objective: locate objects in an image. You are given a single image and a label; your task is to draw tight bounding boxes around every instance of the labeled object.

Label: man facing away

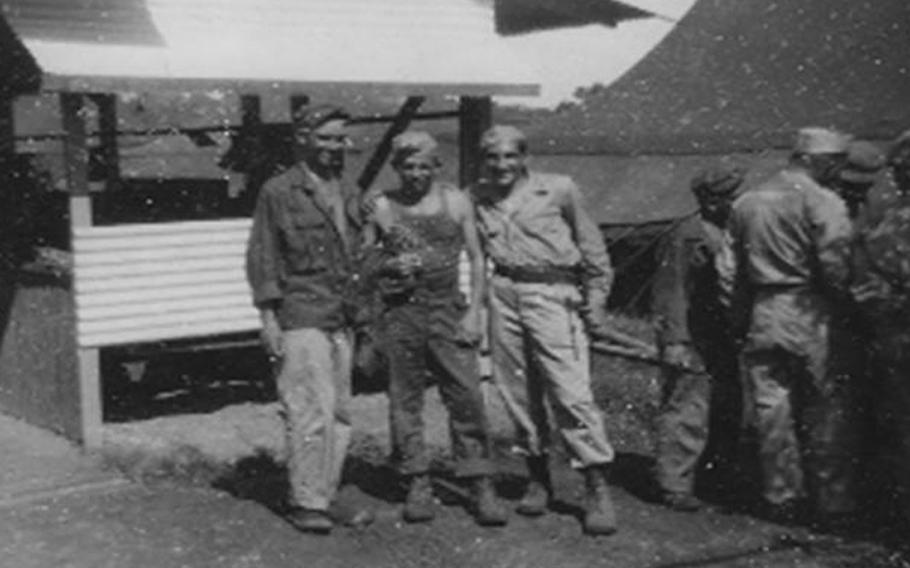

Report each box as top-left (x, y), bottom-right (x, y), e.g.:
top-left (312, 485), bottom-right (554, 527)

top-left (471, 125), bottom-right (618, 536)
top-left (729, 127), bottom-right (854, 524)
top-left (651, 166), bottom-right (745, 512)
top-left (246, 105), bottom-right (370, 534)
top-left (363, 131), bottom-right (508, 527)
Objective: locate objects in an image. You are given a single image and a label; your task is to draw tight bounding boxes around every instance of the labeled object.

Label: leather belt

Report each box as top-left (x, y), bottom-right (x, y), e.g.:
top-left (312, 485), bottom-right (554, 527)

top-left (493, 264), bottom-right (580, 285)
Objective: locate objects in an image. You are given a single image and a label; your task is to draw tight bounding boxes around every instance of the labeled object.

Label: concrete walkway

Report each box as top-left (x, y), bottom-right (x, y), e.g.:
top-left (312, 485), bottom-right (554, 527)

top-left (0, 413), bottom-right (129, 508)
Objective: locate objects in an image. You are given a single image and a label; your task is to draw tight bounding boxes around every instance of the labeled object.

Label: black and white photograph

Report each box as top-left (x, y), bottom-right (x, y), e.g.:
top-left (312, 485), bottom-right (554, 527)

top-left (1, 1), bottom-right (909, 566)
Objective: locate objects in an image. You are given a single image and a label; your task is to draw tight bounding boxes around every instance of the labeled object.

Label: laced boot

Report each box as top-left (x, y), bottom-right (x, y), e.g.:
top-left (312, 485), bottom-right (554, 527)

top-left (582, 465), bottom-right (617, 536)
top-left (403, 474), bottom-right (436, 523)
top-left (471, 476), bottom-right (509, 526)
top-left (517, 456), bottom-right (551, 516)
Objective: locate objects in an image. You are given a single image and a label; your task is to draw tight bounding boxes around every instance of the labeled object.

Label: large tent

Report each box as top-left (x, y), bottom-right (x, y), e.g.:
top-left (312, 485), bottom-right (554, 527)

top-left (517, 0), bottom-right (910, 309)
top-left (526, 0), bottom-right (910, 224)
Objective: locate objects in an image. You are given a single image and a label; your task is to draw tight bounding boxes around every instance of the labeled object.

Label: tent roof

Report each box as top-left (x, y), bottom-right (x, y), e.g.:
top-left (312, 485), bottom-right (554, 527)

top-left (532, 0), bottom-right (910, 154)
top-left (0, 0), bottom-right (539, 97)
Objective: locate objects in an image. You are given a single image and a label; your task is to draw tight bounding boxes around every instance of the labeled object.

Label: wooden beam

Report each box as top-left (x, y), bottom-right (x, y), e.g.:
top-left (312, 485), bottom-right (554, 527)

top-left (290, 94), bottom-right (310, 119)
top-left (13, 110), bottom-right (461, 142)
top-left (240, 94), bottom-right (262, 130)
top-left (61, 93), bottom-right (90, 197)
top-left (89, 93), bottom-right (121, 190)
top-left (458, 96), bottom-right (493, 188)
top-left (61, 92), bottom-right (103, 447)
top-left (357, 96), bottom-right (425, 192)
top-left (0, 97), bottom-right (12, 158)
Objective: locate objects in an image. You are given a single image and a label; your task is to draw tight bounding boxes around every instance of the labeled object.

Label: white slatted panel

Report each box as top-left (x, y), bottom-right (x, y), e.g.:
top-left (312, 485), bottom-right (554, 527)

top-left (73, 219), bottom-right (260, 348)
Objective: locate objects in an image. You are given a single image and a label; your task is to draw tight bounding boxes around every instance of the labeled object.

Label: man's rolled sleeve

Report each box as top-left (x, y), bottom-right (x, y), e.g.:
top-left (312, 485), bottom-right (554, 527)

top-left (563, 180), bottom-right (614, 298)
top-left (246, 186), bottom-right (283, 308)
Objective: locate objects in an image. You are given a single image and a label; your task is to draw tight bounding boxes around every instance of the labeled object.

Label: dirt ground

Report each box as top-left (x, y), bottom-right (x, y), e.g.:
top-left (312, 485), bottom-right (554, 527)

top-left (3, 344), bottom-right (909, 568)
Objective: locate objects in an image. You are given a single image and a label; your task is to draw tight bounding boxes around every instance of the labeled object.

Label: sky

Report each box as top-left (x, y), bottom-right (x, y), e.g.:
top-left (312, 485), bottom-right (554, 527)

top-left (491, 0), bottom-right (698, 108)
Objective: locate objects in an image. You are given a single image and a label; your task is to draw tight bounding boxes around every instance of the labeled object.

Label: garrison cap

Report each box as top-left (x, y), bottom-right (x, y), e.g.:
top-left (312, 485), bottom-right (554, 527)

top-left (292, 104), bottom-right (350, 131)
top-left (391, 130), bottom-right (440, 165)
top-left (888, 129), bottom-right (910, 166)
top-left (480, 125), bottom-right (528, 152)
top-left (840, 141), bottom-right (886, 184)
top-left (794, 127), bottom-right (850, 155)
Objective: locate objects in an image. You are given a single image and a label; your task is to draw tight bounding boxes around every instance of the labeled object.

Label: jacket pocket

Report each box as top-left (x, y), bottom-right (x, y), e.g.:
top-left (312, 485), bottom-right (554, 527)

top-left (284, 218), bottom-right (332, 274)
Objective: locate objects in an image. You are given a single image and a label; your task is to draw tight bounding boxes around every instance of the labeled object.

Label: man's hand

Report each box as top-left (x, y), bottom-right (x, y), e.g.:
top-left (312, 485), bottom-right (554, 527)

top-left (581, 291), bottom-right (610, 336)
top-left (661, 343), bottom-right (702, 372)
top-left (454, 309), bottom-right (483, 347)
top-left (850, 279), bottom-right (892, 305)
top-left (384, 252), bottom-right (423, 277)
top-left (260, 312), bottom-right (284, 359)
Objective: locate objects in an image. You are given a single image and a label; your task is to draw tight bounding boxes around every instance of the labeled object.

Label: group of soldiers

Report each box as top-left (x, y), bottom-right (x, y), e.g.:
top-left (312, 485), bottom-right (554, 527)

top-left (245, 103), bottom-right (910, 539)
top-left (652, 127), bottom-right (910, 534)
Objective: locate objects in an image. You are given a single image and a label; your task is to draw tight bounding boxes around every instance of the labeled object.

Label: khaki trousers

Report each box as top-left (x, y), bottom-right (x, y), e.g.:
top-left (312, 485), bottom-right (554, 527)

top-left (489, 277), bottom-right (614, 469)
top-left (277, 328), bottom-right (353, 510)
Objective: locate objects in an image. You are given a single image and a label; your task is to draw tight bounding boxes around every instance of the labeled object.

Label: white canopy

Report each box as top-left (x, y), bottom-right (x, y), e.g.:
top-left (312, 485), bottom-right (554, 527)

top-left (0, 0), bottom-right (540, 97)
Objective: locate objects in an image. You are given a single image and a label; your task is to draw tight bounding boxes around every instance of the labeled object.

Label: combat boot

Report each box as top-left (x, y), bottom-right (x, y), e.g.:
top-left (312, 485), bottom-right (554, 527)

top-left (403, 474), bottom-right (435, 523)
top-left (471, 476), bottom-right (509, 526)
top-left (582, 465), bottom-right (617, 536)
top-left (517, 456), bottom-right (551, 516)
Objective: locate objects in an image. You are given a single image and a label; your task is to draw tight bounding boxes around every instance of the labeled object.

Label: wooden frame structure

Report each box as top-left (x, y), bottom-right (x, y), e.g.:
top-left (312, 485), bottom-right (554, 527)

top-left (0, 2), bottom-right (538, 446)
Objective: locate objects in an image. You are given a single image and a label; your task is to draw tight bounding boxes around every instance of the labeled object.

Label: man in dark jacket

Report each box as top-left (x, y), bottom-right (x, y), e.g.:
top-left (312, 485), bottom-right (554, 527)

top-left (246, 104), bottom-right (368, 534)
top-left (651, 166), bottom-right (745, 511)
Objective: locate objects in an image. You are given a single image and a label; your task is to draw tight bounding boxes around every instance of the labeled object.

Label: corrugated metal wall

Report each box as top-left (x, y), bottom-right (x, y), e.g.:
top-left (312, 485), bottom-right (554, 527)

top-left (72, 219), bottom-right (259, 347)
top-left (71, 217), bottom-right (474, 348)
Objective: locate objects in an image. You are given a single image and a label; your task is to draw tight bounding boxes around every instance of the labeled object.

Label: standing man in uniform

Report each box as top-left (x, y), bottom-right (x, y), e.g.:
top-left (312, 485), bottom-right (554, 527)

top-left (472, 125), bottom-right (618, 536)
top-left (364, 131), bottom-right (508, 527)
top-left (818, 140), bottom-right (888, 529)
top-left (246, 105), bottom-right (369, 534)
top-left (729, 127), bottom-right (854, 524)
top-left (851, 130), bottom-right (910, 534)
top-left (651, 166), bottom-right (745, 512)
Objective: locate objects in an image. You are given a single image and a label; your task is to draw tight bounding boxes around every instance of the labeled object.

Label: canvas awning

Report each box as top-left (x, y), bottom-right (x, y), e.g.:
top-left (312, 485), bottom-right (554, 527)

top-left (0, 0), bottom-right (540, 97)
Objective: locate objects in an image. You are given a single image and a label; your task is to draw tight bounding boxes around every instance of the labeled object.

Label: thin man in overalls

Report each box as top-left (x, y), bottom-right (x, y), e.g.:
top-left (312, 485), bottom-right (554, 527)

top-left (365, 131), bottom-right (508, 526)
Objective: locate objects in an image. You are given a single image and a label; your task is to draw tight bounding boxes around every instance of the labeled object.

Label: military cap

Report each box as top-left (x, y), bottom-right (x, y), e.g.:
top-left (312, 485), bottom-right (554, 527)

top-left (887, 129), bottom-right (910, 166)
top-left (480, 125), bottom-right (528, 153)
top-left (840, 140), bottom-right (886, 184)
top-left (794, 127), bottom-right (850, 155)
top-left (690, 166), bottom-right (746, 197)
top-left (391, 130), bottom-right (440, 165)
top-left (292, 104), bottom-right (350, 131)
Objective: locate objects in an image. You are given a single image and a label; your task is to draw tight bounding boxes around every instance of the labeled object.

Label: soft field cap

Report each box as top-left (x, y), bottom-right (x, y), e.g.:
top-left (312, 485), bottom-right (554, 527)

top-left (391, 131), bottom-right (440, 164)
top-left (840, 141), bottom-right (886, 184)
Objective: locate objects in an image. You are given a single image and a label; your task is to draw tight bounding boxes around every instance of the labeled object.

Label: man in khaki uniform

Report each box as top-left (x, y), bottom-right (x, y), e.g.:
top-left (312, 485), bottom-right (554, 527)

top-left (471, 125), bottom-right (617, 536)
top-left (851, 131), bottom-right (910, 534)
top-left (246, 105), bottom-right (369, 534)
top-left (729, 127), bottom-right (853, 524)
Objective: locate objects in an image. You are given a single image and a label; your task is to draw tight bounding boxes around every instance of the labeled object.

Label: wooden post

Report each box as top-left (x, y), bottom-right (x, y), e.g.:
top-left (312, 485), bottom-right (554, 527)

top-left (0, 97), bottom-right (12, 158)
top-left (240, 94), bottom-right (261, 128)
top-left (89, 93), bottom-right (121, 190)
top-left (357, 96), bottom-right (425, 192)
top-left (458, 96), bottom-right (492, 188)
top-left (61, 92), bottom-right (102, 448)
top-left (289, 94), bottom-right (310, 119)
